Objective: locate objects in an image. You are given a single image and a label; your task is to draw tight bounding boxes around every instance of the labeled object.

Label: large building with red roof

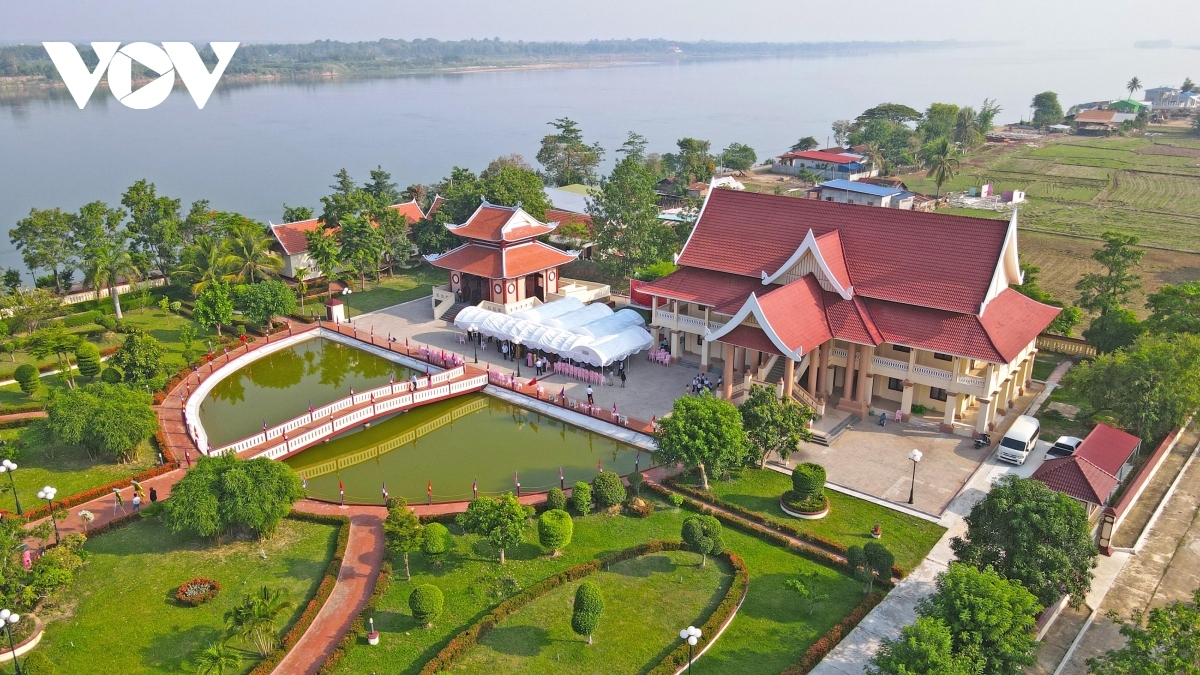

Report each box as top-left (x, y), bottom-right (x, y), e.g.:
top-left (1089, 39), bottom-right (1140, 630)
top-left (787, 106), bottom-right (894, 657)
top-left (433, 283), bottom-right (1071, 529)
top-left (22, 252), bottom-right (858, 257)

top-left (774, 149), bottom-right (877, 181)
top-left (269, 199), bottom-right (427, 278)
top-left (638, 187), bottom-right (1061, 435)
top-left (424, 201), bottom-right (594, 318)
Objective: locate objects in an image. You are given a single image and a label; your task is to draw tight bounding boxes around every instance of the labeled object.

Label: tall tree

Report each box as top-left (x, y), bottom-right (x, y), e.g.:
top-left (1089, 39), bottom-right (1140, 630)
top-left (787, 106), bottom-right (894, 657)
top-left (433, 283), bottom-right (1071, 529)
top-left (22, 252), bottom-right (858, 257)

top-left (84, 234), bottom-right (139, 319)
top-left (831, 120), bottom-right (855, 147)
top-left (194, 279), bottom-right (234, 337)
top-left (855, 103), bottom-right (922, 125)
top-left (383, 497), bottom-right (423, 581)
top-left (1182, 77), bottom-right (1195, 93)
top-left (10, 207), bottom-right (73, 292)
top-left (951, 474), bottom-right (1096, 608)
top-left (1126, 76), bottom-right (1143, 100)
top-left (304, 225), bottom-right (342, 289)
top-left (226, 219), bottom-right (283, 283)
top-left (918, 102), bottom-right (960, 141)
top-left (1030, 91), bottom-right (1063, 126)
top-left (338, 214), bottom-right (385, 290)
top-left (976, 98), bottom-right (1003, 133)
top-left (455, 493), bottom-right (529, 564)
top-left (790, 136), bottom-right (819, 152)
top-left (163, 454), bottom-right (304, 539)
top-left (120, 179), bottom-right (183, 283)
top-left (665, 138), bottom-right (716, 184)
top-left (739, 385), bottom-right (815, 468)
top-left (535, 117), bottom-right (604, 186)
top-left (1075, 231), bottom-right (1144, 316)
top-left (177, 234), bottom-right (235, 296)
top-left (72, 201), bottom-right (126, 262)
top-left (953, 107), bottom-right (983, 148)
top-left (869, 616), bottom-right (984, 675)
top-left (923, 137), bottom-right (960, 198)
top-left (364, 165), bottom-right (401, 204)
top-left (719, 142), bottom-right (757, 174)
top-left (372, 204), bottom-right (412, 276)
top-left (1146, 280), bottom-right (1200, 335)
top-left (654, 392), bottom-right (748, 490)
top-left (1087, 587), bottom-right (1200, 675)
top-left (281, 204), bottom-right (314, 223)
top-left (236, 280), bottom-right (296, 328)
top-left (588, 153), bottom-right (675, 278)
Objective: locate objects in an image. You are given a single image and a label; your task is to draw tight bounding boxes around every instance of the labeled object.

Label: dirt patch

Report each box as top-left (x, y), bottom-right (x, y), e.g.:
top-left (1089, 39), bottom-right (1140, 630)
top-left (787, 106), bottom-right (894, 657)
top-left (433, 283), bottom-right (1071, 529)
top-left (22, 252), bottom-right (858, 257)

top-left (1136, 143), bottom-right (1200, 158)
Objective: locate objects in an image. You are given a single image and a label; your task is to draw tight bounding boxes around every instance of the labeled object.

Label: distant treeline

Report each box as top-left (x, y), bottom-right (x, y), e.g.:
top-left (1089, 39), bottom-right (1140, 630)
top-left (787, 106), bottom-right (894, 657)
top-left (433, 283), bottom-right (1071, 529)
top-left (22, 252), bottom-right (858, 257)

top-left (1, 38), bottom-right (967, 81)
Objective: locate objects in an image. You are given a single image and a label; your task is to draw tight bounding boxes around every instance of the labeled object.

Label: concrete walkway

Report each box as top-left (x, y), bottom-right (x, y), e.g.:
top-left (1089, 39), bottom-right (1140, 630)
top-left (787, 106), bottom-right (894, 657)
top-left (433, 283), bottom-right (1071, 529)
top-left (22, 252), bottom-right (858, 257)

top-left (810, 359), bottom-right (1073, 675)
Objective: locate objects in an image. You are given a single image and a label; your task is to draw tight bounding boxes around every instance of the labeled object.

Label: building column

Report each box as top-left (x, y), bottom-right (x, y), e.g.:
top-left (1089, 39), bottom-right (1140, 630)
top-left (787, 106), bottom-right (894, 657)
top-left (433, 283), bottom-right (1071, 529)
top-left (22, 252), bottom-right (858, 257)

top-left (900, 383), bottom-right (915, 419)
top-left (723, 347), bottom-right (734, 400)
top-left (940, 393), bottom-right (958, 433)
top-left (1025, 349), bottom-right (1038, 387)
top-left (806, 350), bottom-right (818, 398)
top-left (651, 296), bottom-right (658, 326)
top-left (816, 343), bottom-right (829, 400)
top-left (976, 398), bottom-right (993, 436)
top-left (669, 330), bottom-right (680, 362)
top-left (859, 345), bottom-right (873, 408)
top-left (700, 338), bottom-right (710, 373)
top-left (783, 357), bottom-right (795, 398)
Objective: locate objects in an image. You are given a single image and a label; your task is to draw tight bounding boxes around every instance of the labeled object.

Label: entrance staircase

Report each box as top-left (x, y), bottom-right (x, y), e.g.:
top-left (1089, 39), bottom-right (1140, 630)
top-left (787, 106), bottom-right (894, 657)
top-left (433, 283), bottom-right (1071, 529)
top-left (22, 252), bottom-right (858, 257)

top-left (440, 301), bottom-right (471, 323)
top-left (810, 413), bottom-right (860, 446)
top-left (763, 357), bottom-right (786, 384)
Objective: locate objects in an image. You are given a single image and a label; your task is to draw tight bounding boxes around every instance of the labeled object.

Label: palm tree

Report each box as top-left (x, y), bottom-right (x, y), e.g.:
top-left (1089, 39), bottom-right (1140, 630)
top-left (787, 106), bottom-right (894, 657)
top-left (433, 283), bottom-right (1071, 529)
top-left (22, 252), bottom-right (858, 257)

top-left (177, 235), bottom-right (236, 296)
top-left (293, 267), bottom-right (310, 313)
top-left (953, 107), bottom-right (982, 148)
top-left (1126, 76), bottom-right (1143, 101)
top-left (226, 221), bottom-right (283, 284)
top-left (192, 641), bottom-right (242, 675)
top-left (924, 138), bottom-right (960, 198)
top-left (861, 142), bottom-right (885, 176)
top-left (86, 239), bottom-right (140, 320)
top-left (224, 586), bottom-right (293, 658)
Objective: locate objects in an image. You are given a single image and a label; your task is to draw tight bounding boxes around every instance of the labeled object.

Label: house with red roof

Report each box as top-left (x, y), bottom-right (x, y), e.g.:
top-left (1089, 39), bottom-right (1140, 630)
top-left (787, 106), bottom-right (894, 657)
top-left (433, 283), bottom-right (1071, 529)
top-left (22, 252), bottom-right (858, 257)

top-left (268, 199), bottom-right (427, 278)
top-left (773, 149), bottom-right (878, 181)
top-left (424, 201), bottom-right (610, 319)
top-left (1032, 423), bottom-right (1142, 516)
top-left (638, 186), bottom-right (1061, 436)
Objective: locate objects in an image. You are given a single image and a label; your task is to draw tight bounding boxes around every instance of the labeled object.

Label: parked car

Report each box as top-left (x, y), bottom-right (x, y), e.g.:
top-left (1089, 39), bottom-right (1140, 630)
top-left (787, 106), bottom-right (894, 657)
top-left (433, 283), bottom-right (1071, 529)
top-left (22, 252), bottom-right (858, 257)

top-left (1046, 435), bottom-right (1084, 458)
top-left (998, 415), bottom-right (1041, 465)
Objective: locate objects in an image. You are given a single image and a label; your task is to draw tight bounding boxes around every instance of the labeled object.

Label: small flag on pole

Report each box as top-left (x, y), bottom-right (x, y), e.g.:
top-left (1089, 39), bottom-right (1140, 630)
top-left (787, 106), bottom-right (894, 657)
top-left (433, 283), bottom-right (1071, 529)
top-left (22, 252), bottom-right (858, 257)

top-left (301, 473), bottom-right (308, 489)
top-left (338, 478), bottom-right (345, 506)
top-left (560, 387), bottom-right (566, 399)
top-left (427, 480), bottom-right (433, 505)
top-left (382, 482), bottom-right (389, 503)
top-left (514, 471), bottom-right (519, 486)
top-left (263, 420), bottom-right (268, 433)
top-left (597, 458), bottom-right (602, 471)
top-left (612, 402), bottom-right (618, 416)
top-left (390, 372), bottom-right (395, 384)
top-left (350, 386), bottom-right (354, 396)
top-left (636, 450), bottom-right (641, 471)
top-left (472, 477), bottom-right (478, 500)
top-left (528, 377), bottom-right (538, 387)
top-left (309, 400), bottom-right (314, 415)
top-left (559, 466), bottom-right (564, 490)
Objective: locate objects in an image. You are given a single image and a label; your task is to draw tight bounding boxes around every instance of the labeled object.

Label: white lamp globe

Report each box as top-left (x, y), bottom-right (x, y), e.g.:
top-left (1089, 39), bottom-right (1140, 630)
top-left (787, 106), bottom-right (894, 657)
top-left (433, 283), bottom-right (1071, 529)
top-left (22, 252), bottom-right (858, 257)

top-left (688, 636), bottom-right (698, 646)
top-left (0, 609), bottom-right (10, 621)
top-left (679, 629), bottom-right (689, 640)
top-left (0, 466), bottom-right (7, 474)
top-left (689, 626), bottom-right (702, 638)
top-left (7, 614), bottom-right (17, 624)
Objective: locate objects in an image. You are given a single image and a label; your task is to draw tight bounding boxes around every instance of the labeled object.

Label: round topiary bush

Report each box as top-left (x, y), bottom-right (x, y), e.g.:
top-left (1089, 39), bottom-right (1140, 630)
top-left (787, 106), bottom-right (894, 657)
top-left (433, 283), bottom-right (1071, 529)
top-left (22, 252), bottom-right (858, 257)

top-left (13, 364), bottom-right (38, 395)
top-left (571, 581), bottom-right (605, 645)
top-left (546, 486), bottom-right (567, 511)
top-left (75, 341), bottom-right (102, 379)
top-left (571, 481), bottom-right (593, 516)
top-left (592, 471), bottom-right (625, 509)
top-left (100, 366), bottom-right (123, 384)
top-left (409, 584), bottom-right (444, 627)
top-left (176, 578), bottom-right (221, 606)
top-left (538, 508), bottom-right (574, 555)
top-left (95, 314), bottom-right (117, 331)
top-left (421, 522), bottom-right (450, 566)
top-left (782, 462), bottom-right (830, 516)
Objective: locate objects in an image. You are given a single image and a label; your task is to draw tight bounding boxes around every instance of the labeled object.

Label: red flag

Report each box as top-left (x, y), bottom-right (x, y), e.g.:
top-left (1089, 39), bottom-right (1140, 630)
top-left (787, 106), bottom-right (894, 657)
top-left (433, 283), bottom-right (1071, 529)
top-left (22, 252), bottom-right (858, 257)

top-left (528, 378), bottom-right (538, 386)
top-left (514, 471), bottom-right (519, 485)
top-left (427, 480), bottom-right (432, 496)
top-left (338, 479), bottom-right (344, 493)
top-left (597, 458), bottom-right (602, 471)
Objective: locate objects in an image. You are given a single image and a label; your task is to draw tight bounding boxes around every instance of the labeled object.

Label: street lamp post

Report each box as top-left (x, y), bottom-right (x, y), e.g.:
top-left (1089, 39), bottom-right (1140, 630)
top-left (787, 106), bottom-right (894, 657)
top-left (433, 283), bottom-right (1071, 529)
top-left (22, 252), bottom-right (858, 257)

top-left (0, 609), bottom-right (21, 675)
top-left (512, 338), bottom-right (522, 378)
top-left (0, 458), bottom-right (21, 515)
top-left (341, 287), bottom-right (353, 324)
top-left (906, 449), bottom-right (923, 505)
top-left (678, 625), bottom-right (702, 674)
top-left (37, 486), bottom-right (59, 545)
top-left (469, 325), bottom-right (478, 363)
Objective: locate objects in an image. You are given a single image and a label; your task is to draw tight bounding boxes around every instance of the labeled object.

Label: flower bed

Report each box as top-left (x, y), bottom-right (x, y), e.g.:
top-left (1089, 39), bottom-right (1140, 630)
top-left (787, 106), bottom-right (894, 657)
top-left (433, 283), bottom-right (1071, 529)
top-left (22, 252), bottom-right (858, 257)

top-left (176, 578), bottom-right (221, 606)
top-left (780, 591), bottom-right (883, 674)
top-left (247, 511), bottom-right (350, 675)
top-left (645, 551), bottom-right (749, 675)
top-left (418, 540), bottom-right (693, 675)
top-left (780, 491), bottom-right (831, 519)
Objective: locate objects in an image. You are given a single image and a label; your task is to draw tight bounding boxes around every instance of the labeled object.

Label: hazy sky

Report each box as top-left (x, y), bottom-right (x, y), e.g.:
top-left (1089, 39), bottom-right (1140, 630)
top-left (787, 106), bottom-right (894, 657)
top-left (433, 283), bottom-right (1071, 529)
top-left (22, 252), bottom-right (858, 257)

top-left (5, 0), bottom-right (1197, 46)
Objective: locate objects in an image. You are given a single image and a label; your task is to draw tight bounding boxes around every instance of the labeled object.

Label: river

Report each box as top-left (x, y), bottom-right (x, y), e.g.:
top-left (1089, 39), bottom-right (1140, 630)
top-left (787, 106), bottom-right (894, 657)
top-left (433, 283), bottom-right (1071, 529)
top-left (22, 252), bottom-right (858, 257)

top-left (0, 42), bottom-right (1193, 274)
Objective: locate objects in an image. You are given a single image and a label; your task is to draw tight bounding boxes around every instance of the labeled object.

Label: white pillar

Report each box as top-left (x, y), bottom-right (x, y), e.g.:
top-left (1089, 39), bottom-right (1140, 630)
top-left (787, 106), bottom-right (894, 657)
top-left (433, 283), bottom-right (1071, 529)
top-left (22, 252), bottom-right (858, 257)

top-left (784, 358), bottom-right (795, 398)
top-left (976, 398), bottom-right (993, 435)
top-left (700, 338), bottom-right (710, 372)
top-left (941, 393), bottom-right (957, 433)
top-left (669, 330), bottom-right (680, 361)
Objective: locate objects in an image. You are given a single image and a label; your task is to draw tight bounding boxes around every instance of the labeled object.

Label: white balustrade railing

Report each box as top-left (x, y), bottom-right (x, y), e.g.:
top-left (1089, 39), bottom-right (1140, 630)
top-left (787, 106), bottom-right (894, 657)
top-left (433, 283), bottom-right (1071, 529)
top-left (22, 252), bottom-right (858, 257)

top-left (654, 310), bottom-right (676, 325)
top-left (333, 406), bottom-right (375, 431)
top-left (263, 442), bottom-right (288, 459)
top-left (287, 424), bottom-right (332, 453)
top-left (913, 364), bottom-right (953, 381)
top-left (450, 374), bottom-right (488, 393)
top-left (431, 365), bottom-right (464, 384)
top-left (871, 356), bottom-right (909, 373)
top-left (831, 347), bottom-right (848, 359)
top-left (413, 384), bottom-right (451, 403)
top-left (957, 373), bottom-right (986, 389)
top-left (313, 398), bottom-right (353, 420)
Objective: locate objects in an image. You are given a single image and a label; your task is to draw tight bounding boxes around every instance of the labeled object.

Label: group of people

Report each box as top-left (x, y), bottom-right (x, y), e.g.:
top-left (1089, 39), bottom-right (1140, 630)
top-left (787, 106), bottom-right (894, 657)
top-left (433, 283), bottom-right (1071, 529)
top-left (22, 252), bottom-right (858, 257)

top-left (688, 372), bottom-right (721, 396)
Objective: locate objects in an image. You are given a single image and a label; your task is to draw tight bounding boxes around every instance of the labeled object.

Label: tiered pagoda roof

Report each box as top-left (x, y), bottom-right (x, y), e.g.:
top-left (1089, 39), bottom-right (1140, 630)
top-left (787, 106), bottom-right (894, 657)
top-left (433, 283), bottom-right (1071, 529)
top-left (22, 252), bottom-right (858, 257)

top-left (424, 201), bottom-right (578, 279)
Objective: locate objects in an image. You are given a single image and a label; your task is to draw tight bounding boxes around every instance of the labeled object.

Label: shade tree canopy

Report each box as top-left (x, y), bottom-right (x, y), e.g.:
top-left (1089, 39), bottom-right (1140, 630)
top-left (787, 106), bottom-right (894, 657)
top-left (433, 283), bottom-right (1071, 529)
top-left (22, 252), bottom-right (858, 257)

top-left (655, 392), bottom-right (748, 491)
top-left (455, 493), bottom-right (530, 564)
top-left (163, 454), bottom-right (305, 540)
top-left (43, 382), bottom-right (158, 462)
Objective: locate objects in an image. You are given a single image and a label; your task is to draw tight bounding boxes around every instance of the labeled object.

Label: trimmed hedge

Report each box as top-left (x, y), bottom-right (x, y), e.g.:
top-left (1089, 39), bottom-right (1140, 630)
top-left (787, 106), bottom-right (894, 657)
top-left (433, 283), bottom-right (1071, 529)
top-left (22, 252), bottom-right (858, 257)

top-left (662, 475), bottom-right (905, 578)
top-left (418, 540), bottom-right (690, 675)
top-left (0, 403), bottom-right (45, 415)
top-left (410, 584), bottom-right (445, 626)
top-left (247, 512), bottom-right (351, 675)
top-left (538, 509), bottom-right (573, 553)
top-left (317, 560), bottom-right (392, 675)
top-left (645, 551), bottom-right (749, 675)
top-left (780, 591), bottom-right (884, 675)
top-left (4, 460), bottom-right (179, 522)
top-left (592, 471), bottom-right (625, 509)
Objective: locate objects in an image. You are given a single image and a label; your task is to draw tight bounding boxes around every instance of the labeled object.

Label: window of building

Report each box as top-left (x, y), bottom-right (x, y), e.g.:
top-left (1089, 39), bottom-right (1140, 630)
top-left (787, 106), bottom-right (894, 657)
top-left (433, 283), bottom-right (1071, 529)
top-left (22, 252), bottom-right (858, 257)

top-left (892, 345), bottom-right (911, 353)
top-left (888, 378), bottom-right (904, 392)
top-left (929, 386), bottom-right (948, 402)
top-left (934, 353), bottom-right (953, 361)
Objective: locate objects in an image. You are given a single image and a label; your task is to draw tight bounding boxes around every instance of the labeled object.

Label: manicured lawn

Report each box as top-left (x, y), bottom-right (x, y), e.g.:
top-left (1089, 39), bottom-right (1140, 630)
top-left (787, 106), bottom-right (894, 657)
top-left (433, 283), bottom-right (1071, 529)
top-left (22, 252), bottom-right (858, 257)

top-left (119, 306), bottom-right (218, 370)
top-left (1032, 352), bottom-right (1069, 381)
top-left (677, 468), bottom-right (945, 573)
top-left (37, 516), bottom-right (339, 675)
top-left (340, 266), bottom-right (449, 317)
top-left (332, 497), bottom-right (864, 675)
top-left (0, 428), bottom-right (156, 513)
top-left (453, 550), bottom-right (732, 674)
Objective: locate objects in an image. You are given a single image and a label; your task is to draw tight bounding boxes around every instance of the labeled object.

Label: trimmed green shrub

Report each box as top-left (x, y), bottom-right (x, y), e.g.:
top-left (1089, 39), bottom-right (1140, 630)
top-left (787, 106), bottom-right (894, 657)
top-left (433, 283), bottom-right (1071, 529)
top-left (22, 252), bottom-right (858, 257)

top-left (538, 509), bottom-right (574, 555)
top-left (571, 581), bottom-right (604, 644)
top-left (13, 364), bottom-right (38, 395)
top-left (627, 470), bottom-right (643, 498)
top-left (546, 486), bottom-right (567, 511)
top-left (100, 366), bottom-right (123, 384)
top-left (75, 341), bottom-right (102, 378)
top-left (668, 493), bottom-right (685, 509)
top-left (62, 311), bottom-right (100, 328)
top-left (409, 584), bottom-right (444, 627)
top-left (95, 314), bottom-right (117, 331)
top-left (421, 522), bottom-right (450, 566)
top-left (681, 514), bottom-right (724, 567)
top-left (592, 471), bottom-right (625, 509)
top-left (791, 463), bottom-right (826, 498)
top-left (571, 481), bottom-right (592, 516)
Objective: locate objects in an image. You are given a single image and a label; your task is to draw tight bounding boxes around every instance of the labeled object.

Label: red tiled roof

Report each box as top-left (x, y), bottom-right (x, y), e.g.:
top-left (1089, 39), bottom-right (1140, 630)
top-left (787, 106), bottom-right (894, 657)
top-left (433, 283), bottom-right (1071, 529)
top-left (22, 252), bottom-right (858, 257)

top-left (1033, 456), bottom-right (1118, 505)
top-left (270, 200), bottom-right (424, 255)
top-left (779, 150), bottom-right (861, 163)
top-left (546, 209), bottom-right (594, 233)
top-left (426, 195), bottom-right (444, 217)
top-left (719, 325), bottom-right (782, 356)
top-left (426, 241), bottom-right (575, 279)
top-left (827, 295), bottom-right (883, 346)
top-left (1076, 423), bottom-right (1141, 476)
top-left (814, 230), bottom-right (851, 291)
top-left (862, 289), bottom-right (1058, 363)
top-left (1073, 109), bottom-right (1118, 124)
top-left (756, 276), bottom-right (832, 355)
top-left (271, 218), bottom-right (321, 255)
top-left (677, 189), bottom-right (1012, 314)
top-left (448, 204), bottom-right (557, 242)
top-left (636, 268), bottom-right (762, 315)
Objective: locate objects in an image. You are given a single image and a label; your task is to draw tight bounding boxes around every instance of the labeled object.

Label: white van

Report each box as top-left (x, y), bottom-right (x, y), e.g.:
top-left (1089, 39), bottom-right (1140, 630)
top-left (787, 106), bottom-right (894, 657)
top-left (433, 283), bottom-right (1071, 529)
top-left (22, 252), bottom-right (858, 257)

top-left (997, 415), bottom-right (1041, 465)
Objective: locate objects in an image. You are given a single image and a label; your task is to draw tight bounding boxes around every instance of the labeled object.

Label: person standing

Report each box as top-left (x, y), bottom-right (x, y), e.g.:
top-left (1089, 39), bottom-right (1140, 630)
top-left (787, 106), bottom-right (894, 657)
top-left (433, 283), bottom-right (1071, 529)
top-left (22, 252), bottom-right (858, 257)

top-left (502, 341), bottom-right (510, 361)
top-left (619, 369), bottom-right (626, 388)
top-left (132, 493), bottom-right (142, 512)
top-left (586, 385), bottom-right (594, 405)
top-left (149, 487), bottom-right (158, 504)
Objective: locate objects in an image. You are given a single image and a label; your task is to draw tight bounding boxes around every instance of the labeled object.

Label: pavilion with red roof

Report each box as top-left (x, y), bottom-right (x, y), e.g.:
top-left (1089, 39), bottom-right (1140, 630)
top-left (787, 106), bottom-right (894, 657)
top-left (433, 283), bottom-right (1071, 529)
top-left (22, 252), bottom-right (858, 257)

top-left (1032, 423), bottom-right (1142, 516)
top-left (424, 201), bottom-right (580, 315)
top-left (638, 185), bottom-right (1061, 436)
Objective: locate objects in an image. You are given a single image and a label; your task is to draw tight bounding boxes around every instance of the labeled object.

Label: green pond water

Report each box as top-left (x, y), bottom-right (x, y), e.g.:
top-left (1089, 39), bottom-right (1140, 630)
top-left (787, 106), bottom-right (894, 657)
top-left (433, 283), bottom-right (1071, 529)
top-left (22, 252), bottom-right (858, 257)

top-left (285, 393), bottom-right (648, 504)
top-left (198, 337), bottom-right (412, 446)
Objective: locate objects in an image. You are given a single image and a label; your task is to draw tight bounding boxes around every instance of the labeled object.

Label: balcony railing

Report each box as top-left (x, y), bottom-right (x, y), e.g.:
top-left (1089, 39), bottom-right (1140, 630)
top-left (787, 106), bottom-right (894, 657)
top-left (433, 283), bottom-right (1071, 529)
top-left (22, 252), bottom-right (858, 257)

top-left (652, 309), bottom-right (725, 334)
top-left (912, 364), bottom-right (952, 381)
top-left (872, 355), bottom-right (909, 373)
top-left (550, 277), bottom-right (611, 304)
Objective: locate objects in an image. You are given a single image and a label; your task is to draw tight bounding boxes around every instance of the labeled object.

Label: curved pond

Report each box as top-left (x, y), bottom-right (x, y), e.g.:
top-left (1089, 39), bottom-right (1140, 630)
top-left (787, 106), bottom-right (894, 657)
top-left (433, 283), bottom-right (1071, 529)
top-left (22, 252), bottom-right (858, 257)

top-left (285, 393), bottom-right (647, 504)
top-left (197, 337), bottom-right (413, 447)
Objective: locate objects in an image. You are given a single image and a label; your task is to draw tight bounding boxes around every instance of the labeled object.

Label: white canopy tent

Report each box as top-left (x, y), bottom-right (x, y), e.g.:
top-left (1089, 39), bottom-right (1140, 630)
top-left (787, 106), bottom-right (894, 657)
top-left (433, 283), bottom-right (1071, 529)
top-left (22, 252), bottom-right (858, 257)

top-left (456, 299), bottom-right (652, 367)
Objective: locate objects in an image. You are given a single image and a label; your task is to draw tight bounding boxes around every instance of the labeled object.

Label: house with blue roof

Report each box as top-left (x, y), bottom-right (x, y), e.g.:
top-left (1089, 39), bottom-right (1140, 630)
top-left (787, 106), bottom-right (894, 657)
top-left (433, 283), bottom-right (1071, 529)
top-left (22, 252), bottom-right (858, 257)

top-left (807, 179), bottom-right (916, 210)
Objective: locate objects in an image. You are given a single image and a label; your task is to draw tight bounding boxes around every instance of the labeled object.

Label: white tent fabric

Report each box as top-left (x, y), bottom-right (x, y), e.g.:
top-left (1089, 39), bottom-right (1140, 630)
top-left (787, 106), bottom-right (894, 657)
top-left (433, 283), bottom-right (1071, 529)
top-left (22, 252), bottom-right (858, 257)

top-left (511, 297), bottom-right (584, 323)
top-left (455, 301), bottom-right (652, 367)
